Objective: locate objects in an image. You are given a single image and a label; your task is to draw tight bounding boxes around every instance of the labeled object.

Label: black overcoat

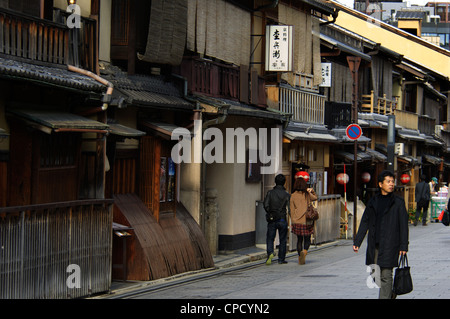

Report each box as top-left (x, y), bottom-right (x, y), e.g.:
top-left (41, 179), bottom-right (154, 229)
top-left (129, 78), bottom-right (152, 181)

top-left (353, 193), bottom-right (409, 268)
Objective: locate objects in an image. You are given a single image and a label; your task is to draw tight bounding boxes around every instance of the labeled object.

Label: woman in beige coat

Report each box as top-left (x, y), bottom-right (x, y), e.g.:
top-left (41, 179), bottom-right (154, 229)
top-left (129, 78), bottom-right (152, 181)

top-left (290, 177), bottom-right (318, 264)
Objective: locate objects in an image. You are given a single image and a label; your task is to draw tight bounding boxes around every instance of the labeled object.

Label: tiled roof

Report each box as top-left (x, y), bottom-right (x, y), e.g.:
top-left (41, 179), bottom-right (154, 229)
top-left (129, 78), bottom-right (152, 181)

top-left (0, 57), bottom-right (104, 92)
top-left (101, 64), bottom-right (193, 110)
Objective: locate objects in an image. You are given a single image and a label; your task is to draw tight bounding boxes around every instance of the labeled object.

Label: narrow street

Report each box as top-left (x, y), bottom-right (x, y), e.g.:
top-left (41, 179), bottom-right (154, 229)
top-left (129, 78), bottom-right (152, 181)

top-left (106, 222), bottom-right (450, 300)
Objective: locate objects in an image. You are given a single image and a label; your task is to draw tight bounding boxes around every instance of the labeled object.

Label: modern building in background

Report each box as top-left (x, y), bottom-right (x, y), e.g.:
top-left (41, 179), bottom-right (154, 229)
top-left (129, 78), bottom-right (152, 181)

top-left (354, 0), bottom-right (450, 49)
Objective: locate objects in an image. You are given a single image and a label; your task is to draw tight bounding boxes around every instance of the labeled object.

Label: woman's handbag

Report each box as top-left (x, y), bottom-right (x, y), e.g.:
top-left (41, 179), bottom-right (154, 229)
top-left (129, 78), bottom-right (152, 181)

top-left (393, 254), bottom-right (413, 295)
top-left (305, 194), bottom-right (319, 221)
top-left (305, 204), bottom-right (319, 221)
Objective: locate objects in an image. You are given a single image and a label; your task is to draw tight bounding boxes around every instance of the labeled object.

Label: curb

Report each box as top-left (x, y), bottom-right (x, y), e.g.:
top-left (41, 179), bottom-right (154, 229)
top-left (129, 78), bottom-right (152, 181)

top-left (91, 240), bottom-right (343, 299)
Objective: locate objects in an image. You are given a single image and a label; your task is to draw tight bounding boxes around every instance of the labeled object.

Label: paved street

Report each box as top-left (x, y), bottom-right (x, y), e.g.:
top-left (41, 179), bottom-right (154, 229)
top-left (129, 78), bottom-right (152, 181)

top-left (108, 221), bottom-right (450, 300)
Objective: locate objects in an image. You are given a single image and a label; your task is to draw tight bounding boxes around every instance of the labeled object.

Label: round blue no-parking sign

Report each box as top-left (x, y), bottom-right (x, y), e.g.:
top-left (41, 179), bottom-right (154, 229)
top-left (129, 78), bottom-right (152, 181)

top-left (346, 124), bottom-right (362, 140)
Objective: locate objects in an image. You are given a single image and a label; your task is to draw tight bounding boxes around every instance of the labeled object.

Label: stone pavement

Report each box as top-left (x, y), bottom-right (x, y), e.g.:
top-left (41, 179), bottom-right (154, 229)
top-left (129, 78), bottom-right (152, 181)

top-left (95, 221), bottom-right (450, 299)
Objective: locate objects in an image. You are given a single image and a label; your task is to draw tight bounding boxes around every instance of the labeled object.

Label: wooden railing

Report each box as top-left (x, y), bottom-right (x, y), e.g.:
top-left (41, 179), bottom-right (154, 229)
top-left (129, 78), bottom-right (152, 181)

top-left (0, 8), bottom-right (98, 72)
top-left (279, 86), bottom-right (325, 124)
top-left (361, 90), bottom-right (398, 115)
top-left (0, 199), bottom-right (113, 299)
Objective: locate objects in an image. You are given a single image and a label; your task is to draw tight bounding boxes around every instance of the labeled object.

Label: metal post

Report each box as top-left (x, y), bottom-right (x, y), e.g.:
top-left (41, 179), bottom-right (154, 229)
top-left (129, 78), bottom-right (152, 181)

top-left (347, 56), bottom-right (361, 237)
top-left (387, 115), bottom-right (395, 173)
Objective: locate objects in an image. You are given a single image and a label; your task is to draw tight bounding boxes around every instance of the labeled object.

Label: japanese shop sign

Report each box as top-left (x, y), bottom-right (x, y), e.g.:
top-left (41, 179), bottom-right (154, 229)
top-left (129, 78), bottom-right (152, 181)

top-left (320, 63), bottom-right (332, 87)
top-left (265, 25), bottom-right (293, 72)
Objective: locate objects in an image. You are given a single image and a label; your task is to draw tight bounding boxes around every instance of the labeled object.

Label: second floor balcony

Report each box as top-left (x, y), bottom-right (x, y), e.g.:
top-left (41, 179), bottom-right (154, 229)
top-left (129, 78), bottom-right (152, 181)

top-left (361, 90), bottom-right (398, 115)
top-left (394, 109), bottom-right (436, 134)
top-left (0, 7), bottom-right (98, 73)
top-left (278, 85), bottom-right (325, 124)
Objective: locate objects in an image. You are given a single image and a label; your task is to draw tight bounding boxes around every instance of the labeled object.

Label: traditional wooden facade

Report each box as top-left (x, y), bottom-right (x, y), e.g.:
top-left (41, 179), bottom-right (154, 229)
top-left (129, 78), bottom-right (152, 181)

top-left (0, 1), bottom-right (113, 298)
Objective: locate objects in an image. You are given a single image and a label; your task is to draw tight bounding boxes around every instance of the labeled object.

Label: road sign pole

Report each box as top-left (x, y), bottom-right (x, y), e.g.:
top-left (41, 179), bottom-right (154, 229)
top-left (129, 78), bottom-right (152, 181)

top-left (347, 56), bottom-right (361, 238)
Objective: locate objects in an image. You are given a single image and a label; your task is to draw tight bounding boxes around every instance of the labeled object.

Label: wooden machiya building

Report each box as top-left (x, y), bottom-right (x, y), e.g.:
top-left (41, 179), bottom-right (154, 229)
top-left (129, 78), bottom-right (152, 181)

top-left (102, 0), bottom-right (216, 281)
top-left (0, 2), bottom-right (114, 298)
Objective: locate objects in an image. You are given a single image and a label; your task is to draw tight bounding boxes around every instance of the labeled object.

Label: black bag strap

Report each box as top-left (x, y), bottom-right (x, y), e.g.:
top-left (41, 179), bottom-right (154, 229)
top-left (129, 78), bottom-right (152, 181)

top-left (398, 254), bottom-right (409, 268)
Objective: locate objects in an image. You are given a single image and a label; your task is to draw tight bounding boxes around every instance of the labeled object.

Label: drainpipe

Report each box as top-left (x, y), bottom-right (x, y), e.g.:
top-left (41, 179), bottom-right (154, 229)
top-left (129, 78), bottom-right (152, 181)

top-left (200, 104), bottom-right (229, 236)
top-left (67, 65), bottom-right (114, 115)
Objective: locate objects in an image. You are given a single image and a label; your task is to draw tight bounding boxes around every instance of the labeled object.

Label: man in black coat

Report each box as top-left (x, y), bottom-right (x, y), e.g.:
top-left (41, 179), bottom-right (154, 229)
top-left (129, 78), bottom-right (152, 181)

top-left (264, 174), bottom-right (290, 265)
top-left (414, 174), bottom-right (430, 226)
top-left (353, 170), bottom-right (409, 299)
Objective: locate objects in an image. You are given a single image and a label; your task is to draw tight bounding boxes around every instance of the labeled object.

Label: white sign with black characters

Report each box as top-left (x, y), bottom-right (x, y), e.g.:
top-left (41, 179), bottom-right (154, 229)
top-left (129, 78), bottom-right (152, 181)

top-left (265, 25), bottom-right (293, 72)
top-left (320, 63), bottom-right (332, 87)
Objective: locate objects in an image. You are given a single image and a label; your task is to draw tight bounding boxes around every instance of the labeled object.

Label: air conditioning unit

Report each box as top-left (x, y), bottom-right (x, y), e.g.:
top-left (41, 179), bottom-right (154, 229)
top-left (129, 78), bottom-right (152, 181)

top-left (395, 143), bottom-right (404, 156)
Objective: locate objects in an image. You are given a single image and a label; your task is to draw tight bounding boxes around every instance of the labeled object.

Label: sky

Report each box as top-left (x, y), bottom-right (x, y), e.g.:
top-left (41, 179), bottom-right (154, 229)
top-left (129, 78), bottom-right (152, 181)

top-left (334, 0), bottom-right (447, 8)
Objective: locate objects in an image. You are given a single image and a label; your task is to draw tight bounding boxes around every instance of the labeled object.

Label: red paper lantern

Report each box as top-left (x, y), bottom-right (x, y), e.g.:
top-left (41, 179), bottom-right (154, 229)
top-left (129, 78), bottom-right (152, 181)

top-left (295, 171), bottom-right (310, 182)
top-left (400, 173), bottom-right (410, 184)
top-left (362, 172), bottom-right (371, 184)
top-left (336, 173), bottom-right (349, 185)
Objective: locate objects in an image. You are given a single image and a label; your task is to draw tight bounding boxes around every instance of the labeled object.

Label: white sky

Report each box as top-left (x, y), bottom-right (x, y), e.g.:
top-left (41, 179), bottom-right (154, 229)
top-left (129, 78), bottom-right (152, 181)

top-left (335, 0), bottom-right (448, 8)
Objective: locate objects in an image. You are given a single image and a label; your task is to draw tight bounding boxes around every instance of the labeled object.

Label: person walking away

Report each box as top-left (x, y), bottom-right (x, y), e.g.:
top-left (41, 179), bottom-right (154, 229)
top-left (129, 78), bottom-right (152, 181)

top-left (353, 170), bottom-right (409, 299)
top-left (290, 177), bottom-right (318, 264)
top-left (427, 177), bottom-right (438, 223)
top-left (415, 174), bottom-right (430, 226)
top-left (264, 174), bottom-right (290, 265)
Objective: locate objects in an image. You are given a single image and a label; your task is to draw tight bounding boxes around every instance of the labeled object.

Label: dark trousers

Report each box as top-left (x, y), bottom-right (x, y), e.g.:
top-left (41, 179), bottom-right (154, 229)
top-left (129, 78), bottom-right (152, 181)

top-left (415, 201), bottom-right (429, 225)
top-left (374, 247), bottom-right (393, 299)
top-left (266, 219), bottom-right (287, 261)
top-left (296, 235), bottom-right (311, 253)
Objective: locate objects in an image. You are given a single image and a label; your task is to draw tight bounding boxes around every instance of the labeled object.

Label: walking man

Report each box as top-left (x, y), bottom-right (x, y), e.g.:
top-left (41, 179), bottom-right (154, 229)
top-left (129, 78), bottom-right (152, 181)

top-left (415, 174), bottom-right (430, 226)
top-left (353, 170), bottom-right (409, 299)
top-left (264, 174), bottom-right (290, 265)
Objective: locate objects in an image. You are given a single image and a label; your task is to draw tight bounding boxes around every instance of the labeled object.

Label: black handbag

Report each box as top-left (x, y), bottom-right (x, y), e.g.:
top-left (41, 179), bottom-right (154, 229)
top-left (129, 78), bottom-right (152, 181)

top-left (393, 254), bottom-right (413, 295)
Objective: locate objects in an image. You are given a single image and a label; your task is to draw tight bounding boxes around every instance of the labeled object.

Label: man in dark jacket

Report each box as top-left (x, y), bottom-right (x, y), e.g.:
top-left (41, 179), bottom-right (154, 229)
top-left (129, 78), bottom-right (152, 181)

top-left (414, 174), bottom-right (430, 226)
top-left (264, 174), bottom-right (290, 265)
top-left (353, 170), bottom-right (409, 299)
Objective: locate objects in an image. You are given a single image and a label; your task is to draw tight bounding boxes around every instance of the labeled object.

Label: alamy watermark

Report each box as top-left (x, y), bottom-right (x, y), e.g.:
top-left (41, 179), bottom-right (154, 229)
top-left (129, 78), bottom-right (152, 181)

top-left (170, 120), bottom-right (280, 175)
top-left (66, 264), bottom-right (81, 289)
top-left (366, 264), bottom-right (381, 289)
top-left (66, 4), bottom-right (81, 29)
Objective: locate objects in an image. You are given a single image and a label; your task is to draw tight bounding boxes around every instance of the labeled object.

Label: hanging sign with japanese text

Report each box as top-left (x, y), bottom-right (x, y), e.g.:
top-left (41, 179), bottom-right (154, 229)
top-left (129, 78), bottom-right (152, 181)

top-left (319, 63), bottom-right (332, 87)
top-left (265, 25), bottom-right (293, 72)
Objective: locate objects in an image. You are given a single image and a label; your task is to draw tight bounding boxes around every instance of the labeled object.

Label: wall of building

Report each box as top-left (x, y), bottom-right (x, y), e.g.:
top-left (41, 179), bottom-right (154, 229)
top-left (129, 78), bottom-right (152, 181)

top-left (335, 8), bottom-right (450, 78)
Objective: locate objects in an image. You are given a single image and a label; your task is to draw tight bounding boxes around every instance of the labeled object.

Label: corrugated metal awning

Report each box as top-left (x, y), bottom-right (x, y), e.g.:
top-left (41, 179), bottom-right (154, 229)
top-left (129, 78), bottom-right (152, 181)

top-left (8, 109), bottom-right (109, 134)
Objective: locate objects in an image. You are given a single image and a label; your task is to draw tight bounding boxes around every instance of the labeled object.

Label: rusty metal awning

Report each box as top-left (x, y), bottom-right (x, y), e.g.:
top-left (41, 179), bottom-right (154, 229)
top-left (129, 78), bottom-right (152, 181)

top-left (8, 109), bottom-right (109, 134)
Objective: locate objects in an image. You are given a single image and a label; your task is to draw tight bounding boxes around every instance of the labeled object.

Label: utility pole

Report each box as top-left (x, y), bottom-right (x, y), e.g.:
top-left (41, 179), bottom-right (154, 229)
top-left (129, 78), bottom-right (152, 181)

top-left (347, 56), bottom-right (361, 237)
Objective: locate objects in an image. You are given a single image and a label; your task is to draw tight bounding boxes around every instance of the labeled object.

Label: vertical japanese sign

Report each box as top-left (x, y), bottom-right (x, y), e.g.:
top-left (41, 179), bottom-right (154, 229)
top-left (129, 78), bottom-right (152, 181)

top-left (320, 63), bottom-right (332, 87)
top-left (265, 25), bottom-right (293, 72)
